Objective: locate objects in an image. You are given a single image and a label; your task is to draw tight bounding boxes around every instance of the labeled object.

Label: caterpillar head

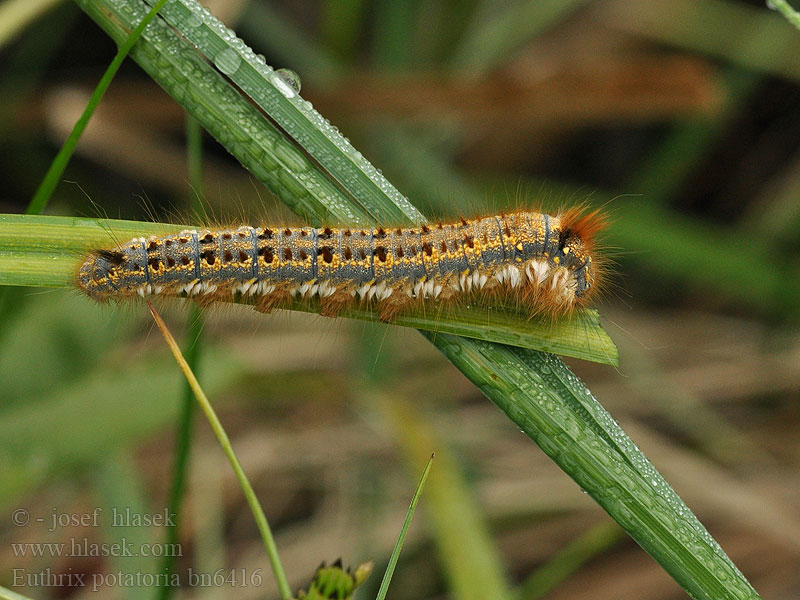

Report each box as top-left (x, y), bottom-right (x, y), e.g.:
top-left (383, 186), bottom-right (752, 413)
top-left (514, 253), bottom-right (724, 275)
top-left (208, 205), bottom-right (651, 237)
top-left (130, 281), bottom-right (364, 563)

top-left (559, 232), bottom-right (595, 301)
top-left (557, 207), bottom-right (606, 304)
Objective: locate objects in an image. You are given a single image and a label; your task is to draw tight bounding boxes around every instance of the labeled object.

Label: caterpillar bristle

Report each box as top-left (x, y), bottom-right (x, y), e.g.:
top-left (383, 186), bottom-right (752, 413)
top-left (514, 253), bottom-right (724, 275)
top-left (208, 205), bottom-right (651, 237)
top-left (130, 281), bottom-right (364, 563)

top-left (561, 205), bottom-right (607, 252)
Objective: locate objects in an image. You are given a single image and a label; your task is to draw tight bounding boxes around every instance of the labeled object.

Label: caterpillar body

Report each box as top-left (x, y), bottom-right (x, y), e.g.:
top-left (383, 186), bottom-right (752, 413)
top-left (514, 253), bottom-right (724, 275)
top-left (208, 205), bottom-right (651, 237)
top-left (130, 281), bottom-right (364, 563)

top-left (77, 209), bottom-right (603, 321)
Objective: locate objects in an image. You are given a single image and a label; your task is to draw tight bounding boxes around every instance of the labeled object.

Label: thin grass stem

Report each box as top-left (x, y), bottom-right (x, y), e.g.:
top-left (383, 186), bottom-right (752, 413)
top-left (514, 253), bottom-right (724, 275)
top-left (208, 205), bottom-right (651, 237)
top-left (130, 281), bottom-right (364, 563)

top-left (156, 114), bottom-right (206, 600)
top-left (375, 453), bottom-right (434, 600)
top-left (767, 0), bottom-right (800, 29)
top-left (147, 302), bottom-right (292, 600)
top-left (27, 0), bottom-right (169, 216)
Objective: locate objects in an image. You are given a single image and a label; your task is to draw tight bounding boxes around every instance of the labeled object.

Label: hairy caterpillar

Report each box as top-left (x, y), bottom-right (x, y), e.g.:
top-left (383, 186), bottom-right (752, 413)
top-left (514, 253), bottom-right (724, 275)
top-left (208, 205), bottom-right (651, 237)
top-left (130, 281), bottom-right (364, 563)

top-left (77, 208), bottom-right (604, 321)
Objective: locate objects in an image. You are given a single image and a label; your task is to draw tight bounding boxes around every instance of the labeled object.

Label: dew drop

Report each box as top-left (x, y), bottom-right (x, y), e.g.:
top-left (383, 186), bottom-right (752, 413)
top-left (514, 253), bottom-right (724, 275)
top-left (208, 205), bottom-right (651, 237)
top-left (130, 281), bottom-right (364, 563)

top-left (272, 72), bottom-right (297, 98)
top-left (275, 68), bottom-right (302, 94)
top-left (214, 47), bottom-right (241, 75)
top-left (185, 13), bottom-right (203, 28)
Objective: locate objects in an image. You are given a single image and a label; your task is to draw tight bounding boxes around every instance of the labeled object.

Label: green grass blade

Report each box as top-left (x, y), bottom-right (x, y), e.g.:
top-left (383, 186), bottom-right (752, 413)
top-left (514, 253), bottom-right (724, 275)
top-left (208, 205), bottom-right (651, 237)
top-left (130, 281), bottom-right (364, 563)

top-left (383, 395), bottom-right (513, 600)
top-left (769, 0), bottom-right (800, 29)
top-left (27, 0), bottom-right (169, 215)
top-left (0, 584), bottom-right (35, 600)
top-left (0, 214), bottom-right (177, 287)
top-left (143, 0), bottom-right (422, 224)
top-left (73, 0), bottom-right (365, 225)
top-left (450, 0), bottom-right (591, 76)
top-left (148, 303), bottom-right (292, 600)
top-left (156, 114), bottom-right (205, 600)
top-left (375, 453), bottom-right (434, 600)
top-left (426, 333), bottom-right (760, 600)
top-left (0, 213), bottom-right (617, 364)
top-left (0, 0), bottom-right (62, 49)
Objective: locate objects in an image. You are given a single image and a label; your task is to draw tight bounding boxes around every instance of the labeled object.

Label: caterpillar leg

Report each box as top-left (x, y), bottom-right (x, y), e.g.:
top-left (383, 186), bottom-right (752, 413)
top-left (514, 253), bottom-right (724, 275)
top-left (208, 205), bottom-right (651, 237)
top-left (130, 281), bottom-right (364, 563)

top-left (377, 289), bottom-right (415, 322)
top-left (256, 289), bottom-right (292, 314)
top-left (319, 288), bottom-right (356, 318)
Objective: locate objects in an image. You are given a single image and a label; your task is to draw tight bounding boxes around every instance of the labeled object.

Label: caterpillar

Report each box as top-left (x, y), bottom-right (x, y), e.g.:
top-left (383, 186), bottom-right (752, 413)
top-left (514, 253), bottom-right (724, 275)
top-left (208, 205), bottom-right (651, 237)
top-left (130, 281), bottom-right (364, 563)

top-left (77, 208), bottom-right (604, 321)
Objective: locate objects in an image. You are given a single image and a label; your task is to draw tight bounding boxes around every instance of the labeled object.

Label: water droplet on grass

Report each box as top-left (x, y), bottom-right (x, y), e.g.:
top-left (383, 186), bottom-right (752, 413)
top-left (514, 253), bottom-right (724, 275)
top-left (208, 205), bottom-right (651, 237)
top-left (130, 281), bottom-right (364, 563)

top-left (185, 13), bottom-right (203, 28)
top-left (275, 68), bottom-right (301, 94)
top-left (272, 71), bottom-right (298, 98)
top-left (214, 48), bottom-right (241, 75)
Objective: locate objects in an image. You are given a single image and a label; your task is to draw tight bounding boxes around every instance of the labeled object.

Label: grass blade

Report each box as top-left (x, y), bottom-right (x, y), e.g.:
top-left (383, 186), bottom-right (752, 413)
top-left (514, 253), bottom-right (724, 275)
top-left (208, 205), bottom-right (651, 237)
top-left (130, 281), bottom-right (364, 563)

top-left (0, 0), bottom-right (62, 49)
top-left (143, 0), bottom-right (422, 224)
top-left (0, 213), bottom-right (617, 364)
top-left (156, 113), bottom-right (206, 600)
top-left (450, 0), bottom-right (591, 76)
top-left (0, 585), bottom-right (35, 600)
top-left (769, 0), bottom-right (800, 29)
top-left (27, 0), bottom-right (169, 215)
top-left (74, 0), bottom-right (364, 225)
top-left (426, 333), bottom-right (760, 600)
top-left (382, 395), bottom-right (512, 600)
top-left (147, 302), bottom-right (292, 600)
top-left (375, 453), bottom-right (434, 600)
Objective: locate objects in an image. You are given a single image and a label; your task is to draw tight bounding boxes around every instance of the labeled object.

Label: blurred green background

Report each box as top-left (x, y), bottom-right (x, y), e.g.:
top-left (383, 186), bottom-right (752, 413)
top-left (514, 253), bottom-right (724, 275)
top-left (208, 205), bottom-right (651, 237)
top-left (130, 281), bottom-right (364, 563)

top-left (1, 0), bottom-right (800, 598)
